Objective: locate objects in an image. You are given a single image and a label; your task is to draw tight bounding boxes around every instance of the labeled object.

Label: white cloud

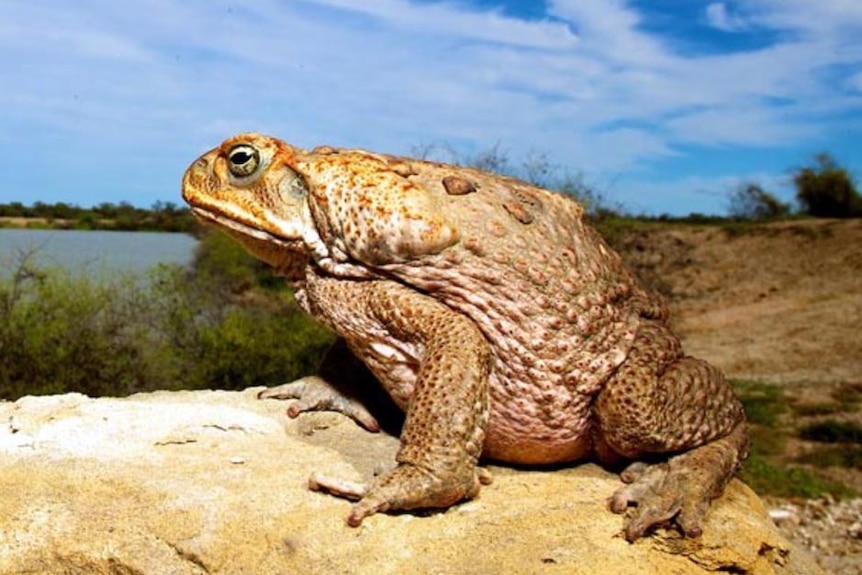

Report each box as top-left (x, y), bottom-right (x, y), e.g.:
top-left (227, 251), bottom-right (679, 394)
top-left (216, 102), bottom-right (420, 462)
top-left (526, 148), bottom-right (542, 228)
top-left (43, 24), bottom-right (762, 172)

top-left (306, 0), bottom-right (579, 50)
top-left (0, 0), bottom-right (859, 213)
top-left (705, 3), bottom-right (750, 32)
top-left (665, 104), bottom-right (818, 147)
top-left (548, 0), bottom-right (672, 67)
top-left (743, 0), bottom-right (862, 36)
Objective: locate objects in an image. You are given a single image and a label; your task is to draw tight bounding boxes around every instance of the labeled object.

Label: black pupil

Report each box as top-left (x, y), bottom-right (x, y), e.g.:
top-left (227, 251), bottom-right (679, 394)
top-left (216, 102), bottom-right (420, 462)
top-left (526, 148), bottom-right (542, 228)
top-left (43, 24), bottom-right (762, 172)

top-left (232, 151), bottom-right (252, 165)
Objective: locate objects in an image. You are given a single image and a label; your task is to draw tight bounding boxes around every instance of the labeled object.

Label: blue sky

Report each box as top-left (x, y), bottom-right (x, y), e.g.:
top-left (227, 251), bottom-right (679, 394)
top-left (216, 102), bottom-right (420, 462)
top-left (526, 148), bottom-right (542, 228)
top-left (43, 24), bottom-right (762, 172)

top-left (1, 0), bottom-right (860, 216)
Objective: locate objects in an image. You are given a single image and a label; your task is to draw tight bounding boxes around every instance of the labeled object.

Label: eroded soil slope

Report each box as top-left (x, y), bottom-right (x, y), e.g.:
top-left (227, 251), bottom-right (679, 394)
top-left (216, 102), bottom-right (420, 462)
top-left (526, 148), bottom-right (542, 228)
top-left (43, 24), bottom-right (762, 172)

top-left (617, 218), bottom-right (862, 385)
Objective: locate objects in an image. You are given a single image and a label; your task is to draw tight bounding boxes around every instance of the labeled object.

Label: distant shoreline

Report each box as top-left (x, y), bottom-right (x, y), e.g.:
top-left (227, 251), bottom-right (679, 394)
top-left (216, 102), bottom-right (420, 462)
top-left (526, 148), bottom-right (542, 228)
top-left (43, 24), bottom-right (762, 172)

top-left (1, 217), bottom-right (74, 229)
top-left (0, 217), bottom-right (195, 233)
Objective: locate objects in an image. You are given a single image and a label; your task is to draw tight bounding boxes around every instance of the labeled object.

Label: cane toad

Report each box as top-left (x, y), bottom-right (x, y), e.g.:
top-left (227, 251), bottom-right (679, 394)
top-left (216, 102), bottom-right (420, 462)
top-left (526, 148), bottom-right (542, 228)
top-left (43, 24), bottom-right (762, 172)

top-left (181, 133), bottom-right (748, 541)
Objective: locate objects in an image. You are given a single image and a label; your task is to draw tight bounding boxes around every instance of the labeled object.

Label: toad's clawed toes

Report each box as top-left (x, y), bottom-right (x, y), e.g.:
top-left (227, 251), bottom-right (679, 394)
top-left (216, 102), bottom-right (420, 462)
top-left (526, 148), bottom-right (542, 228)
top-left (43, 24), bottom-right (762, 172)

top-left (610, 459), bottom-right (713, 542)
top-left (308, 472), bottom-right (368, 501)
top-left (311, 463), bottom-right (484, 527)
top-left (257, 376), bottom-right (380, 432)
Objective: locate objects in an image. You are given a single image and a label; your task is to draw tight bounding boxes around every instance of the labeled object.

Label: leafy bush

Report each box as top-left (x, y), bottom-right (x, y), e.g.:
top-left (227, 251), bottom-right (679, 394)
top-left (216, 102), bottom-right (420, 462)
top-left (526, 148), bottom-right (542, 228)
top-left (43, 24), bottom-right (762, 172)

top-left (0, 260), bottom-right (175, 398)
top-left (792, 402), bottom-right (844, 417)
top-left (833, 382), bottom-right (862, 406)
top-left (0, 234), bottom-right (333, 400)
top-left (727, 182), bottom-right (791, 220)
top-left (733, 380), bottom-right (787, 427)
top-left (794, 153), bottom-right (861, 218)
top-left (796, 446), bottom-right (862, 470)
top-left (190, 228), bottom-right (269, 294)
top-left (730, 380), bottom-right (857, 498)
top-left (148, 261), bottom-right (333, 392)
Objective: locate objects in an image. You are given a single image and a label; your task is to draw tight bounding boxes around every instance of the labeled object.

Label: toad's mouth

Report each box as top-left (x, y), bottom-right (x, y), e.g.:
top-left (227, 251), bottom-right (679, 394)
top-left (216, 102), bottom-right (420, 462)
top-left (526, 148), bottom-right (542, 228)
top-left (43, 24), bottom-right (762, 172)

top-left (191, 207), bottom-right (303, 250)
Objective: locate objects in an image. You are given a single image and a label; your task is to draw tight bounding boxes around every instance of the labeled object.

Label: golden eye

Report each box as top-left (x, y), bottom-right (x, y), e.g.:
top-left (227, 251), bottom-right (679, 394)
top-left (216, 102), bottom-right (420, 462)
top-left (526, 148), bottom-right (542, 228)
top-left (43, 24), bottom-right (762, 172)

top-left (227, 144), bottom-right (260, 177)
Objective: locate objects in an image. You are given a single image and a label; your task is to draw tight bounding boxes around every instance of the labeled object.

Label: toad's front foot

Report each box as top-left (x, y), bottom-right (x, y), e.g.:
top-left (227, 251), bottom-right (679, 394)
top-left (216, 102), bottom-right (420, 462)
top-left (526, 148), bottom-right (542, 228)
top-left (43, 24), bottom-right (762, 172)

top-left (310, 464), bottom-right (492, 527)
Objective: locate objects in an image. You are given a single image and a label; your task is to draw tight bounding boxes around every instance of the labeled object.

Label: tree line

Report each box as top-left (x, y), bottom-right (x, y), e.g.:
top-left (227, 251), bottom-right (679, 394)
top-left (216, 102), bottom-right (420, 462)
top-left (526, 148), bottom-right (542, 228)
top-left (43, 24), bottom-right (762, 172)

top-left (0, 201), bottom-right (195, 232)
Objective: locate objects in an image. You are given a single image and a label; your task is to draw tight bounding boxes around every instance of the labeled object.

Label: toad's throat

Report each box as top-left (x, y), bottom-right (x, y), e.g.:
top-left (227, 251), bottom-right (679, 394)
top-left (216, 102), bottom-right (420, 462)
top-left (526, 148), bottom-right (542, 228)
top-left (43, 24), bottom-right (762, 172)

top-left (191, 207), bottom-right (300, 249)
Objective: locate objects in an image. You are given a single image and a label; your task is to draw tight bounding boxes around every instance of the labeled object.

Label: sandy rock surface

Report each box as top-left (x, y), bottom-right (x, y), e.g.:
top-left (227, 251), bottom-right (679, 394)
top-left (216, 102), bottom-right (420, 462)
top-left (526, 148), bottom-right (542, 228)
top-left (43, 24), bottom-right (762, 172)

top-left (0, 389), bottom-right (821, 575)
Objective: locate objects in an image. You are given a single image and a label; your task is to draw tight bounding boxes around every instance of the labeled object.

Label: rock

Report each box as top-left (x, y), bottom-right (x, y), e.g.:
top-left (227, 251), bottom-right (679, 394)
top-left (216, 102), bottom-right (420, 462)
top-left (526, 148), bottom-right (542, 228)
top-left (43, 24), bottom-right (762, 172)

top-left (0, 390), bottom-right (822, 575)
top-left (768, 508), bottom-right (800, 527)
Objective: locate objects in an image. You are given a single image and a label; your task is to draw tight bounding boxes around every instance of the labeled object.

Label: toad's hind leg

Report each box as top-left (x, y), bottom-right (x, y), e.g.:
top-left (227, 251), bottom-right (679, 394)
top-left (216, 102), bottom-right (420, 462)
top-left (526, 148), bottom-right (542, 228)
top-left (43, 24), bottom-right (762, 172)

top-left (594, 322), bottom-right (748, 542)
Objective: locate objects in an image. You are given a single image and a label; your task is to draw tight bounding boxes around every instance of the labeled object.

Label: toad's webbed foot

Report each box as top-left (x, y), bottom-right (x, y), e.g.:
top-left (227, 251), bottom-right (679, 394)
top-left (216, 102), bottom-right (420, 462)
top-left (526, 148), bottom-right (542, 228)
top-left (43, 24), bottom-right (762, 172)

top-left (608, 424), bottom-right (746, 542)
top-left (258, 375), bottom-right (380, 432)
top-left (610, 458), bottom-right (709, 542)
top-left (310, 464), bottom-right (493, 527)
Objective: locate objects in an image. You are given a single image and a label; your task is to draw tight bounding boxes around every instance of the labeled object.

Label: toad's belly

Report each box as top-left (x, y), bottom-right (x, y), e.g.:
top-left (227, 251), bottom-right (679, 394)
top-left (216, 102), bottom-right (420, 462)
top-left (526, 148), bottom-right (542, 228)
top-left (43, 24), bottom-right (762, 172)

top-left (482, 378), bottom-right (595, 464)
top-left (353, 333), bottom-right (596, 464)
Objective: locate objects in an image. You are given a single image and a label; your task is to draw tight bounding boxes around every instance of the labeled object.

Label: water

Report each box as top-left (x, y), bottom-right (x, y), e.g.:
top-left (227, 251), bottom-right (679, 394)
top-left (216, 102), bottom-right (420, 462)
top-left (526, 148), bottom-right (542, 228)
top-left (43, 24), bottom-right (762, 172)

top-left (0, 229), bottom-right (197, 278)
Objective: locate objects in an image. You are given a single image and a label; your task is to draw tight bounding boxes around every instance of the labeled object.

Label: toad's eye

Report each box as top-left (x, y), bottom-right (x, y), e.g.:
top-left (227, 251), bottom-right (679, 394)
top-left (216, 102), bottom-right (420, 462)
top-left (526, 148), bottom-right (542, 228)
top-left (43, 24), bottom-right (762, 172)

top-left (227, 144), bottom-right (260, 177)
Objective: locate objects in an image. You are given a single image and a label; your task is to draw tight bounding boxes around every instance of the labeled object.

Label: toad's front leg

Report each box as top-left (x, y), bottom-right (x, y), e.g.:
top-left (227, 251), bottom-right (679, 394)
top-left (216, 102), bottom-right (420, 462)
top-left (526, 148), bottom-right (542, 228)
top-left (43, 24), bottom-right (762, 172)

top-left (312, 281), bottom-right (492, 526)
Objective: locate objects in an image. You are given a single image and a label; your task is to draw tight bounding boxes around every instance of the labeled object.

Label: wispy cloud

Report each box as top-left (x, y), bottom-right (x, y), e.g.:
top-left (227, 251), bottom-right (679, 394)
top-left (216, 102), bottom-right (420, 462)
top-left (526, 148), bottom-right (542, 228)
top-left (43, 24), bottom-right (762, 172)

top-left (310, 0), bottom-right (579, 49)
top-left (705, 3), bottom-right (751, 32)
top-left (0, 0), bottom-right (859, 214)
top-left (745, 0), bottom-right (862, 35)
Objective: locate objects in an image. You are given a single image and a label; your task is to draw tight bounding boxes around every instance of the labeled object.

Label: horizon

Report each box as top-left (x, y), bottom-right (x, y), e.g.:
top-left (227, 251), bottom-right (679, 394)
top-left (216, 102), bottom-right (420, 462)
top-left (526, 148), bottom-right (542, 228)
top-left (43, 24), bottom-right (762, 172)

top-left (1, 1), bottom-right (860, 216)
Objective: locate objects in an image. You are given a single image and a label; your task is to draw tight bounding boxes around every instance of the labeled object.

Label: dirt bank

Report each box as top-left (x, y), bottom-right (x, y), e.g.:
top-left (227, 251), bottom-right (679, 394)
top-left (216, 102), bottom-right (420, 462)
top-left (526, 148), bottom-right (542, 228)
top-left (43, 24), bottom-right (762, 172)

top-left (616, 218), bottom-right (862, 384)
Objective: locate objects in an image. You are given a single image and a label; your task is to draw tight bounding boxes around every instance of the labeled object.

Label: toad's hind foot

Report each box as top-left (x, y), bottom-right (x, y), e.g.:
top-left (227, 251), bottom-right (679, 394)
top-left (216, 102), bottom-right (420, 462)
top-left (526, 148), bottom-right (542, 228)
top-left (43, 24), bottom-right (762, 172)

top-left (310, 464), bottom-right (492, 527)
top-left (609, 424), bottom-right (747, 542)
top-left (610, 459), bottom-right (708, 542)
top-left (258, 376), bottom-right (380, 432)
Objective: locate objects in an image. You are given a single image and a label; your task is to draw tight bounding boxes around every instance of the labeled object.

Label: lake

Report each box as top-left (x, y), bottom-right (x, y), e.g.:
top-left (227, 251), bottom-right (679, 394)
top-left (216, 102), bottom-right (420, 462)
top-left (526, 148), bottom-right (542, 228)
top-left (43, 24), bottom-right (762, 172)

top-left (0, 229), bottom-right (197, 277)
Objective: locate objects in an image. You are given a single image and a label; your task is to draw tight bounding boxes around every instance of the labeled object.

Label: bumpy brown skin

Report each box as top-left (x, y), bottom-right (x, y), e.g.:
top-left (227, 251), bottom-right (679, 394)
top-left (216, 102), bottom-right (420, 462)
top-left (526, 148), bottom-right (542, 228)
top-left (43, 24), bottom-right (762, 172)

top-left (181, 133), bottom-right (748, 541)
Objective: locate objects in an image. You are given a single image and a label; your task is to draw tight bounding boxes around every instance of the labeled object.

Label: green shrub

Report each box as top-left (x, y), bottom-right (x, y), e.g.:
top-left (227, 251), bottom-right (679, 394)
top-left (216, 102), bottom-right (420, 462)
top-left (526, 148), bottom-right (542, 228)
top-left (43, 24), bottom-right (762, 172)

top-left (730, 379), bottom-right (858, 497)
top-left (792, 402), bottom-right (844, 417)
top-left (799, 420), bottom-right (862, 443)
top-left (0, 264), bottom-right (177, 398)
top-left (191, 306), bottom-right (332, 390)
top-left (190, 229), bottom-right (260, 293)
top-left (191, 228), bottom-right (289, 293)
top-left (148, 263), bottom-right (332, 392)
top-left (796, 446), bottom-right (862, 470)
top-left (0, 238), bottom-right (333, 399)
top-left (833, 382), bottom-right (862, 406)
top-left (794, 153), bottom-right (861, 218)
top-left (727, 182), bottom-right (791, 220)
